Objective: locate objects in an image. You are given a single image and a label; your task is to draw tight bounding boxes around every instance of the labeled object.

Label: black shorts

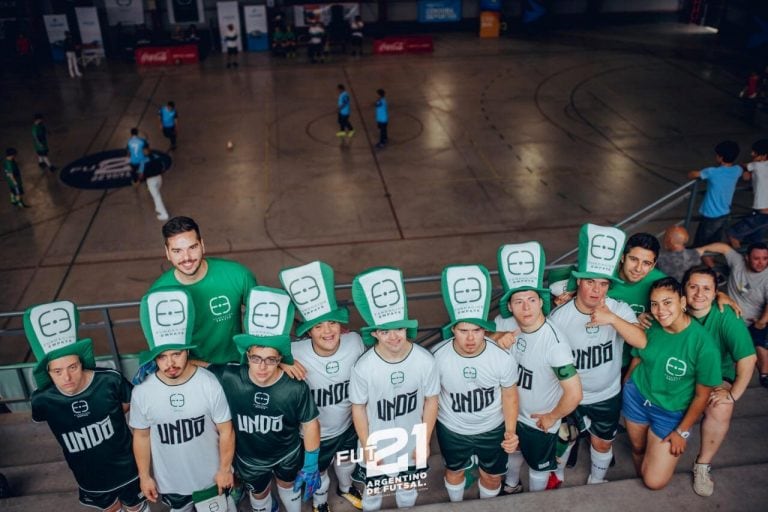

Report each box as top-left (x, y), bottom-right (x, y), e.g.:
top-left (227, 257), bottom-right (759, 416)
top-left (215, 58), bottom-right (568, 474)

top-left (320, 424), bottom-right (358, 472)
top-left (436, 421), bottom-right (507, 475)
top-left (516, 422), bottom-right (557, 472)
top-left (162, 127), bottom-right (176, 138)
top-left (161, 492), bottom-right (192, 509)
top-left (36, 149), bottom-right (49, 156)
top-left (79, 478), bottom-right (145, 510)
top-left (238, 445), bottom-right (303, 494)
top-left (227, 47), bottom-right (238, 55)
top-left (573, 392), bottom-right (622, 441)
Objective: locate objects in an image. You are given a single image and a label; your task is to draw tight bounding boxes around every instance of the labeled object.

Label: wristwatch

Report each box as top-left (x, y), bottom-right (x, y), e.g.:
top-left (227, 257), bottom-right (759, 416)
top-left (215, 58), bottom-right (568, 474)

top-left (675, 428), bottom-right (690, 439)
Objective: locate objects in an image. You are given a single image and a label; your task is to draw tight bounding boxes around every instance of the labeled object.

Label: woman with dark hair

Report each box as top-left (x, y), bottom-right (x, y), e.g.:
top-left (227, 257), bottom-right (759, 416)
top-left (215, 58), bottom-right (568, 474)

top-left (622, 277), bottom-right (721, 491)
top-left (682, 266), bottom-right (756, 497)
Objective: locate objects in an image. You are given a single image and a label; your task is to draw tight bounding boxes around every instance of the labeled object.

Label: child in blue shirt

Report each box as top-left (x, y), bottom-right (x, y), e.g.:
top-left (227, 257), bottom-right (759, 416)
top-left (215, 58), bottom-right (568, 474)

top-left (688, 140), bottom-right (742, 249)
top-left (158, 101), bottom-right (178, 150)
top-left (375, 89), bottom-right (388, 149)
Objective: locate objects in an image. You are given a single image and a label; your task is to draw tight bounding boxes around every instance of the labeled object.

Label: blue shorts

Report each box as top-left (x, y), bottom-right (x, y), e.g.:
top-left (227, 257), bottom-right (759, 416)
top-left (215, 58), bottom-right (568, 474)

top-left (749, 323), bottom-right (768, 349)
top-left (621, 379), bottom-right (683, 439)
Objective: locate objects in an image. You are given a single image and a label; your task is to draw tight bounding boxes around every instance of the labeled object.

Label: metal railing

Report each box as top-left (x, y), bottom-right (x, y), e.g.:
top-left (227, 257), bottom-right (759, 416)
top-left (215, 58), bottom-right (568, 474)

top-left (0, 179), bottom-right (702, 407)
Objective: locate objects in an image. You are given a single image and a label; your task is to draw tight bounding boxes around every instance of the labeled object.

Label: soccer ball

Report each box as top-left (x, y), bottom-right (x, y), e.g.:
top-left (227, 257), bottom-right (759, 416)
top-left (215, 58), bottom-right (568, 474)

top-left (226, 141), bottom-right (234, 150)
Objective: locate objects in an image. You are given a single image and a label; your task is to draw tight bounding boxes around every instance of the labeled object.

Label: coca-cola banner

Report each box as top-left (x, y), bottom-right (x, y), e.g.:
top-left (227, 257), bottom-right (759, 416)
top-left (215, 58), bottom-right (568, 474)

top-left (105, 0), bottom-right (145, 26)
top-left (135, 44), bottom-right (200, 66)
top-left (373, 35), bottom-right (434, 55)
top-left (417, 0), bottom-right (462, 23)
top-left (293, 3), bottom-right (359, 28)
top-left (167, 0), bottom-right (204, 24)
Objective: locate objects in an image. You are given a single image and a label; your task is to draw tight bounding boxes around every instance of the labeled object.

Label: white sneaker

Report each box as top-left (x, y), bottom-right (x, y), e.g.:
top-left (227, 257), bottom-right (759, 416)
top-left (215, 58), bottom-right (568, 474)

top-left (587, 475), bottom-right (607, 484)
top-left (692, 462), bottom-right (714, 497)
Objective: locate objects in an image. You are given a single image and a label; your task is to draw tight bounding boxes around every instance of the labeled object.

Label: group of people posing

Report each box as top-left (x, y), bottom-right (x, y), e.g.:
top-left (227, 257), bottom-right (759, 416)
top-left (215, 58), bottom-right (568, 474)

top-left (25, 216), bottom-right (759, 512)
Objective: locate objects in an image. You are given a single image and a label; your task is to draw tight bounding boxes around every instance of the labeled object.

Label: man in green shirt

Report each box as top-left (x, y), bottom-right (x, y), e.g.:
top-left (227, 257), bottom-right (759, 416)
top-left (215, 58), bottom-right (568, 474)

top-left (4, 147), bottom-right (28, 208)
top-left (32, 113), bottom-right (56, 172)
top-left (150, 216), bottom-right (257, 365)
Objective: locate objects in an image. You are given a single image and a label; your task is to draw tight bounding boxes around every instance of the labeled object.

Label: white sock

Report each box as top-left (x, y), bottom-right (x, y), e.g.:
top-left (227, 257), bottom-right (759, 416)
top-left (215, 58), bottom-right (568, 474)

top-left (277, 485), bottom-right (301, 512)
top-left (395, 487), bottom-right (418, 508)
top-left (336, 462), bottom-right (356, 492)
top-left (362, 490), bottom-right (382, 511)
top-left (250, 492), bottom-right (273, 512)
top-left (313, 471), bottom-right (331, 506)
top-left (528, 469), bottom-right (549, 492)
top-left (506, 451), bottom-right (523, 487)
top-left (43, 156), bottom-right (51, 166)
top-left (478, 482), bottom-right (500, 499)
top-left (590, 446), bottom-right (612, 482)
top-left (444, 478), bottom-right (465, 502)
top-left (555, 442), bottom-right (575, 482)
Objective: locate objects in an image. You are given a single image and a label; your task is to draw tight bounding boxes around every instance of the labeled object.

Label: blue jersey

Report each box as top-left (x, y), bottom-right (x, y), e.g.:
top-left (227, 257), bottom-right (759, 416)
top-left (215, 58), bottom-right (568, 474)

top-left (338, 91), bottom-right (350, 116)
top-left (376, 97), bottom-right (388, 123)
top-left (159, 106), bottom-right (177, 128)
top-left (126, 136), bottom-right (147, 165)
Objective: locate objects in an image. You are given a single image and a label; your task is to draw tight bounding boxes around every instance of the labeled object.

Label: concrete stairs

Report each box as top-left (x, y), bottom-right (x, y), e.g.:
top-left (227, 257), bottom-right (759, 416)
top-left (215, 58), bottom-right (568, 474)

top-left (1, 381), bottom-right (766, 511)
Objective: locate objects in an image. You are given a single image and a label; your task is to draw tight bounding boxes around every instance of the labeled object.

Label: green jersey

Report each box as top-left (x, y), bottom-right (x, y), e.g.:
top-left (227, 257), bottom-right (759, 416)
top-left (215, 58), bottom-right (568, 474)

top-left (32, 123), bottom-right (48, 152)
top-left (609, 267), bottom-right (666, 366)
top-left (691, 305), bottom-right (755, 381)
top-left (208, 364), bottom-right (319, 470)
top-left (631, 321), bottom-right (721, 412)
top-left (3, 158), bottom-right (21, 188)
top-left (151, 257), bottom-right (257, 364)
top-left (31, 369), bottom-right (137, 492)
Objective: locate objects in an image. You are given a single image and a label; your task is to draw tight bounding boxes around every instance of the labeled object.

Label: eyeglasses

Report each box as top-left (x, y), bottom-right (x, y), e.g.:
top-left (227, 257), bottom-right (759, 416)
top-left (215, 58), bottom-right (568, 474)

top-left (247, 355), bottom-right (281, 366)
top-left (49, 361), bottom-right (82, 376)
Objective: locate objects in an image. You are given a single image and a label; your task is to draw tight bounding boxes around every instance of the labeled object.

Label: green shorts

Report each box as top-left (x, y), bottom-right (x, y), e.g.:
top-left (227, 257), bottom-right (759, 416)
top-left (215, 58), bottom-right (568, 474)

top-left (573, 393), bottom-right (622, 441)
top-left (516, 422), bottom-right (557, 472)
top-left (436, 421), bottom-right (507, 476)
top-left (237, 445), bottom-right (303, 493)
top-left (79, 478), bottom-right (145, 510)
top-left (320, 424), bottom-right (358, 472)
top-left (161, 492), bottom-right (192, 510)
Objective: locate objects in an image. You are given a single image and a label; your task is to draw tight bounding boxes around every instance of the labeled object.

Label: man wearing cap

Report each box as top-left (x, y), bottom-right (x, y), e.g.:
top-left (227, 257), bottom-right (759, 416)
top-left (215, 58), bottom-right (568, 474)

top-left (151, 216), bottom-right (257, 365)
top-left (130, 288), bottom-right (236, 512)
top-left (492, 242), bottom-right (582, 494)
top-left (208, 286), bottom-right (321, 512)
top-left (431, 264), bottom-right (519, 502)
top-left (349, 267), bottom-right (440, 511)
top-left (27, 301), bottom-right (146, 512)
top-left (279, 261), bottom-right (365, 512)
top-left (548, 225), bottom-right (647, 486)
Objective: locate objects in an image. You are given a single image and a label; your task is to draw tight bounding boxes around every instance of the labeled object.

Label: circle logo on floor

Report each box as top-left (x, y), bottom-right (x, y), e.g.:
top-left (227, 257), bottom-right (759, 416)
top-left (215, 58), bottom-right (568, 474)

top-left (60, 149), bottom-right (171, 189)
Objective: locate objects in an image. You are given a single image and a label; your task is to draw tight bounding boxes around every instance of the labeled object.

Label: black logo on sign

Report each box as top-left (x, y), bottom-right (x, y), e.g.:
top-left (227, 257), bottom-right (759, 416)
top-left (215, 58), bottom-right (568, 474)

top-left (60, 149), bottom-right (171, 190)
top-left (449, 387), bottom-right (495, 413)
top-left (376, 390), bottom-right (418, 421)
top-left (311, 381), bottom-right (350, 407)
top-left (573, 341), bottom-right (613, 370)
top-left (157, 415), bottom-right (205, 444)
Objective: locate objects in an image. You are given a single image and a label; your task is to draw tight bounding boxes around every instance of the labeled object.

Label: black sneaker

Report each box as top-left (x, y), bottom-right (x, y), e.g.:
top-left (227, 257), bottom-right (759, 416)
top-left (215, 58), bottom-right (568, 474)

top-left (336, 486), bottom-right (362, 509)
top-left (313, 502), bottom-right (331, 512)
top-left (498, 483), bottom-right (523, 495)
top-left (49, 166), bottom-right (57, 173)
top-left (760, 374), bottom-right (768, 388)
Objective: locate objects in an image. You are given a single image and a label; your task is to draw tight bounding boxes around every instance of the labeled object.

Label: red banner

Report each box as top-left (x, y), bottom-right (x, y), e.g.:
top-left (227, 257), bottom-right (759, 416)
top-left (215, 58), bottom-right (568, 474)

top-left (373, 36), bottom-right (434, 55)
top-left (135, 44), bottom-right (199, 66)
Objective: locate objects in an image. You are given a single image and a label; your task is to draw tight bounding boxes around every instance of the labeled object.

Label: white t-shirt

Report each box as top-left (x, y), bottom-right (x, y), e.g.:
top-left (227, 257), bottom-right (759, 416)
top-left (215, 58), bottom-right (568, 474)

top-left (291, 332), bottom-right (365, 440)
top-left (431, 337), bottom-right (516, 435)
top-left (748, 161), bottom-right (768, 210)
top-left (225, 27), bottom-right (238, 49)
top-left (548, 298), bottom-right (637, 404)
top-left (507, 320), bottom-right (573, 434)
top-left (129, 368), bottom-right (231, 496)
top-left (349, 343), bottom-right (439, 466)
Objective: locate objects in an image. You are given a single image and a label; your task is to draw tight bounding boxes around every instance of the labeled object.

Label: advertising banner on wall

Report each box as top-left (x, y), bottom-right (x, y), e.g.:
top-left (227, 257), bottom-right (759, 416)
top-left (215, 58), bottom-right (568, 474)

top-left (217, 1), bottom-right (242, 53)
top-left (75, 7), bottom-right (106, 57)
top-left (480, 0), bottom-right (502, 11)
top-left (243, 5), bottom-right (269, 52)
top-left (167, 0), bottom-right (204, 24)
top-left (43, 14), bottom-right (69, 62)
top-left (105, 0), bottom-right (145, 26)
top-left (293, 3), bottom-right (359, 28)
top-left (417, 0), bottom-right (462, 23)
